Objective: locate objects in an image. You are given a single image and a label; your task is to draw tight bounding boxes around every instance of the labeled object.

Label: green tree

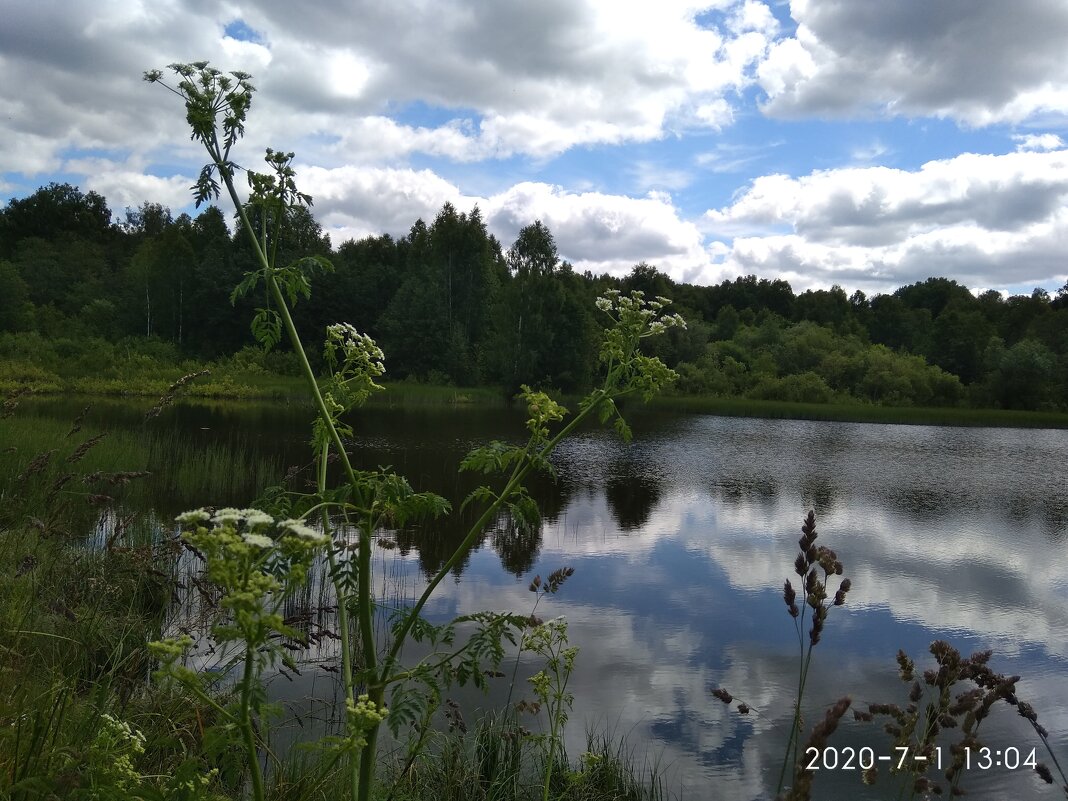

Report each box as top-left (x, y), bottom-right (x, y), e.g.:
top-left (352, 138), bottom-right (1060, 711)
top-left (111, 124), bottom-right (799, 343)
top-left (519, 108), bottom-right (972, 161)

top-left (0, 260), bottom-right (33, 332)
top-left (793, 285), bottom-right (852, 331)
top-left (488, 223), bottom-right (596, 391)
top-left (927, 302), bottom-right (995, 384)
top-left (0, 182), bottom-right (113, 259)
top-left (988, 338), bottom-right (1058, 410)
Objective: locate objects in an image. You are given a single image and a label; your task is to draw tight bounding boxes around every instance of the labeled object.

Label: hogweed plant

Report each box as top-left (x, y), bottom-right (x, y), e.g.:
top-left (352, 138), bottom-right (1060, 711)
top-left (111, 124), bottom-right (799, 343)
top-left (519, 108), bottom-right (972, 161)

top-left (146, 61), bottom-right (681, 801)
top-left (150, 509), bottom-right (328, 801)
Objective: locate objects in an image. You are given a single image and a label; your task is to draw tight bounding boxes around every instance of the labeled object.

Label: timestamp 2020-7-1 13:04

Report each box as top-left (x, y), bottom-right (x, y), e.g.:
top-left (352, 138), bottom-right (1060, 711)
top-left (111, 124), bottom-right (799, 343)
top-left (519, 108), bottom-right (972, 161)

top-left (804, 745), bottom-right (1039, 772)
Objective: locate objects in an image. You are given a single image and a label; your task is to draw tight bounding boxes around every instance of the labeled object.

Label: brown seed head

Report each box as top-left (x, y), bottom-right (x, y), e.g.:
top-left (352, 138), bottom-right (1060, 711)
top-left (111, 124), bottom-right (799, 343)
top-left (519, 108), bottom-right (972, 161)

top-left (809, 617), bottom-right (824, 645)
top-left (1016, 701), bottom-right (1037, 723)
top-left (896, 650), bottom-right (914, 681)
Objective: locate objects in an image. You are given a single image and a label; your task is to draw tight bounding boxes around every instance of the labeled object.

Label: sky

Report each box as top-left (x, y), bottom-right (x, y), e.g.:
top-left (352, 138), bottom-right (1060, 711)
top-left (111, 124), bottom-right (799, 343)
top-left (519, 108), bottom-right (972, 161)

top-left (4, 0), bottom-right (1068, 297)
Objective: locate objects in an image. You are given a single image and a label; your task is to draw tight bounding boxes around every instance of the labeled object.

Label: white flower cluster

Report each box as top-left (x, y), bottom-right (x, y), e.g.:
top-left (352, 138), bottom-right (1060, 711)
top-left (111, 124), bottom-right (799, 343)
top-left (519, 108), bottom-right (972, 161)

top-left (595, 289), bottom-right (687, 334)
top-left (326, 322), bottom-right (385, 376)
top-left (176, 507), bottom-right (274, 528)
top-left (174, 507), bottom-right (327, 547)
top-left (174, 508), bottom-right (211, 525)
top-left (241, 532), bottom-right (275, 549)
top-left (200, 504), bottom-right (275, 529)
top-left (279, 518), bottom-right (328, 544)
top-left (345, 693), bottom-right (390, 749)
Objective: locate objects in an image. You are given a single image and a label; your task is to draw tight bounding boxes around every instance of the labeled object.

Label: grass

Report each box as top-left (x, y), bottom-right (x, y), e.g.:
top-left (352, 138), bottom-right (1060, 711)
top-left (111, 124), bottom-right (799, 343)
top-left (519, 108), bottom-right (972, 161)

top-left (380, 714), bottom-right (665, 801)
top-left (0, 409), bottom-right (291, 516)
top-left (372, 381), bottom-right (506, 408)
top-left (655, 393), bottom-right (1068, 429)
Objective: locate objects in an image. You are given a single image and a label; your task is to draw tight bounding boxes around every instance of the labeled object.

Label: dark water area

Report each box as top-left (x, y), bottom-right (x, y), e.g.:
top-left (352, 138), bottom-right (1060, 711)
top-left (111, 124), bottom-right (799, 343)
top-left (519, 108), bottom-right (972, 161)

top-left (21, 397), bottom-right (1068, 799)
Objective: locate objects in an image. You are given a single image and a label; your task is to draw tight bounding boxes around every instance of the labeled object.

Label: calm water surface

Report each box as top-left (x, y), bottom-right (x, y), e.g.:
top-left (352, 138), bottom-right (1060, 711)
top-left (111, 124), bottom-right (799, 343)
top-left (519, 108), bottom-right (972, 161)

top-left (26, 399), bottom-right (1068, 800)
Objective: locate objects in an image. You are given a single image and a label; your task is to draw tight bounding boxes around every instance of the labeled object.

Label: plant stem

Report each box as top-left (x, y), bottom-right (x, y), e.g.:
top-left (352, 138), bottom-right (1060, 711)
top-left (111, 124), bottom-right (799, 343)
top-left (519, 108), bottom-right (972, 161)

top-left (210, 146), bottom-right (377, 801)
top-left (240, 640), bottom-right (265, 801)
top-left (777, 626), bottom-right (813, 795)
top-left (319, 444), bottom-right (359, 801)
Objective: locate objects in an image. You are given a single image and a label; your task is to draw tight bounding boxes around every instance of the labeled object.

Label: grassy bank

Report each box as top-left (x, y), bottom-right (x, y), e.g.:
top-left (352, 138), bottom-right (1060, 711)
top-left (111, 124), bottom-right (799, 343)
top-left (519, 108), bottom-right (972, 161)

top-left (655, 394), bottom-right (1068, 429)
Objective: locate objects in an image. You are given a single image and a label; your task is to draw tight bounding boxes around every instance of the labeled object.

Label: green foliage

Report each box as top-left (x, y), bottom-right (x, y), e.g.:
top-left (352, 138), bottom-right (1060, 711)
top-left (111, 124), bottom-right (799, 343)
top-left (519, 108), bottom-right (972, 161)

top-left (523, 617), bottom-right (579, 801)
top-left (5, 169), bottom-right (1066, 411)
top-left (675, 316), bottom-right (967, 408)
top-left (749, 372), bottom-right (835, 404)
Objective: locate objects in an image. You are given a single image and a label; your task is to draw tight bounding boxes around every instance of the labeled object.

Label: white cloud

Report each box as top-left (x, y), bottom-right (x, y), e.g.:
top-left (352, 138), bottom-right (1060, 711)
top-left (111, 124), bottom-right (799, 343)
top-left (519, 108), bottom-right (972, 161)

top-left (484, 182), bottom-right (718, 282)
top-left (1013, 132), bottom-right (1065, 152)
top-left (300, 165), bottom-right (473, 242)
top-left (759, 0), bottom-right (1068, 126)
top-left (296, 166), bottom-right (721, 284)
top-left (0, 0), bottom-right (775, 173)
top-left (705, 149), bottom-right (1068, 292)
top-left (77, 166), bottom-right (195, 215)
top-left (329, 118), bottom-right (485, 163)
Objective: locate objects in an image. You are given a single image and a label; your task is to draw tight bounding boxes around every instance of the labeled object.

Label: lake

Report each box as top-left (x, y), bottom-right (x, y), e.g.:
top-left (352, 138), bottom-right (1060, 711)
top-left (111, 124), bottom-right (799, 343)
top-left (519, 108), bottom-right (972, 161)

top-left (20, 397), bottom-right (1068, 799)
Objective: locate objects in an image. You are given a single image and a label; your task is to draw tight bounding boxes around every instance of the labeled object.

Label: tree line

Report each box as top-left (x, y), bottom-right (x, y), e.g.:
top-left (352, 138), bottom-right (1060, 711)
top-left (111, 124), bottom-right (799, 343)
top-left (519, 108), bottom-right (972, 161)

top-left (1, 182), bottom-right (1066, 410)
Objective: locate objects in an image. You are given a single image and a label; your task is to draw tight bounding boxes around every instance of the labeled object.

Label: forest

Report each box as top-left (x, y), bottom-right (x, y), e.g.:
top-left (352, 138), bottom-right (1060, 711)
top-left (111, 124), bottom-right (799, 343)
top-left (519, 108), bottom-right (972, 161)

top-left (2, 181), bottom-right (1066, 411)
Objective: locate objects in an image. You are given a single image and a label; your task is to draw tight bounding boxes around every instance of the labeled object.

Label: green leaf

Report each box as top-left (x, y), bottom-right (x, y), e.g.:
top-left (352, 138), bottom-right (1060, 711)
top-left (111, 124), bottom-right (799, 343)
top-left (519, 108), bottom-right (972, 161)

top-left (230, 270), bottom-right (263, 304)
top-left (505, 491), bottom-right (541, 532)
top-left (192, 164), bottom-right (220, 208)
top-left (250, 308), bottom-right (282, 351)
top-left (460, 441), bottom-right (526, 475)
top-left (460, 485), bottom-right (498, 514)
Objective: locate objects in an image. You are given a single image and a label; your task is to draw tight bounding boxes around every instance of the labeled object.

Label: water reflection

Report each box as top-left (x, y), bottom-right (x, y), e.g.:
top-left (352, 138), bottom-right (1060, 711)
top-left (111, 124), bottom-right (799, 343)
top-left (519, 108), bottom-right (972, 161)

top-left (19, 399), bottom-right (1068, 800)
top-left (604, 471), bottom-right (663, 532)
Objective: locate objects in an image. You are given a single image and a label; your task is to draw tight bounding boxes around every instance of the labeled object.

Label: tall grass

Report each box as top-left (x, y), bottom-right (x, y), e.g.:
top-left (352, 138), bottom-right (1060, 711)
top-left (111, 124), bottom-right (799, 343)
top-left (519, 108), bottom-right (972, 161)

top-left (657, 394), bottom-right (1068, 428)
top-left (381, 713), bottom-right (665, 801)
top-left (0, 411), bottom-right (289, 517)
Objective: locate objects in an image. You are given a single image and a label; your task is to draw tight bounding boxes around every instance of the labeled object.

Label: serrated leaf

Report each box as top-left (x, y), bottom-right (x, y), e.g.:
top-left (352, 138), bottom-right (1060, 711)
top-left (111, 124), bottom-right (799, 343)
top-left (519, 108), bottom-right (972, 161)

top-left (295, 254), bottom-right (334, 274)
top-left (230, 270), bottom-right (263, 304)
top-left (461, 485), bottom-right (498, 514)
top-left (250, 308), bottom-right (282, 351)
top-left (387, 685), bottom-right (427, 738)
top-left (506, 492), bottom-right (541, 532)
top-left (460, 441), bottom-right (526, 475)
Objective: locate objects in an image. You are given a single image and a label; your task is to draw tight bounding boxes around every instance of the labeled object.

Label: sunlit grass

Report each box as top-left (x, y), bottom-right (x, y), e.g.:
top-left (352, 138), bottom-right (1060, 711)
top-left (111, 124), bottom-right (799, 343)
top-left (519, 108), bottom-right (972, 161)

top-left (657, 394), bottom-right (1068, 428)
